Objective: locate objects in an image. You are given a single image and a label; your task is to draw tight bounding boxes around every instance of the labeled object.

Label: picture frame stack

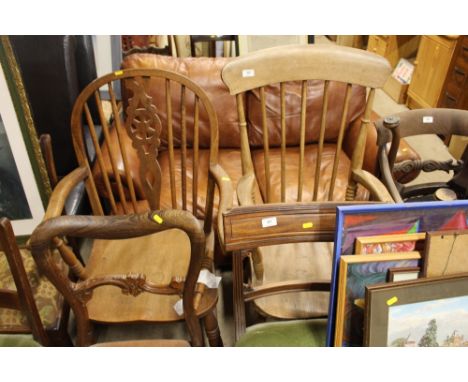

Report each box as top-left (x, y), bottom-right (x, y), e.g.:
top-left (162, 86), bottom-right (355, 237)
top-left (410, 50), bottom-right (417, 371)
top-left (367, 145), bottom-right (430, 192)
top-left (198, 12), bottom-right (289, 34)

top-left (327, 201), bottom-right (468, 347)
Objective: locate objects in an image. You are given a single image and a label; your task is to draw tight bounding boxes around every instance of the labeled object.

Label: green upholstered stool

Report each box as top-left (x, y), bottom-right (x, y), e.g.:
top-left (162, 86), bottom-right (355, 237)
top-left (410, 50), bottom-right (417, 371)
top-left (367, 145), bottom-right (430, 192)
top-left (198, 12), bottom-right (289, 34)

top-left (235, 318), bottom-right (327, 347)
top-left (0, 334), bottom-right (41, 347)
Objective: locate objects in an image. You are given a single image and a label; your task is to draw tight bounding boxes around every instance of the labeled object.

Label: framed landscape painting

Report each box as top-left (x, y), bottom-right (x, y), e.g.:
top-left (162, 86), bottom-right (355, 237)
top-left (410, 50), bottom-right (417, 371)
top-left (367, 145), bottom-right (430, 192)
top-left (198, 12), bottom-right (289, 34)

top-left (365, 274), bottom-right (468, 347)
top-left (0, 36), bottom-right (50, 240)
top-left (326, 200), bottom-right (468, 346)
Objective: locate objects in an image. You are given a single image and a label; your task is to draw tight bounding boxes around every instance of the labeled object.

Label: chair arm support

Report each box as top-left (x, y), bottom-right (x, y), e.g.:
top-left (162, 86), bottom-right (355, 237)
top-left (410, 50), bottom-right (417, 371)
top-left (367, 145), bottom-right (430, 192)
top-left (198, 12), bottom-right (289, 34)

top-left (352, 169), bottom-right (395, 203)
top-left (44, 166), bottom-right (89, 220)
top-left (244, 280), bottom-right (331, 302)
top-left (236, 173), bottom-right (257, 207)
top-left (209, 163), bottom-right (234, 245)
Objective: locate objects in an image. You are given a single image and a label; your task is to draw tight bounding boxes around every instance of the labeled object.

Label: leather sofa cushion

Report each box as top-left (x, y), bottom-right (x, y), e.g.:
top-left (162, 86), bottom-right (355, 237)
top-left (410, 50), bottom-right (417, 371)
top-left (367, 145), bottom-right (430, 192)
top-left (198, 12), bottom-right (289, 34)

top-left (108, 148), bottom-right (245, 217)
top-left (121, 54), bottom-right (240, 149)
top-left (252, 144), bottom-right (364, 203)
top-left (247, 82), bottom-right (366, 148)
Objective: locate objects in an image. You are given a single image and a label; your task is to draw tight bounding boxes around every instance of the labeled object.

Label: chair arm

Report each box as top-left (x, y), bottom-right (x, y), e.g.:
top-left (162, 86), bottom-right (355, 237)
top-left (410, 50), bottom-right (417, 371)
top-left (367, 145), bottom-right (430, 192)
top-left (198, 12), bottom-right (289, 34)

top-left (236, 173), bottom-right (258, 206)
top-left (352, 169), bottom-right (395, 203)
top-left (209, 163), bottom-right (234, 245)
top-left (44, 167), bottom-right (89, 220)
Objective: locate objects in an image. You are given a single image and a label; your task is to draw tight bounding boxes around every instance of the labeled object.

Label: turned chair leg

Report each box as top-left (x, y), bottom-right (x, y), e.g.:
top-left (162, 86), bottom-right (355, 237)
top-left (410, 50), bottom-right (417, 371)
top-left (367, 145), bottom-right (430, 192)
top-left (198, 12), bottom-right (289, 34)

top-left (203, 309), bottom-right (223, 347)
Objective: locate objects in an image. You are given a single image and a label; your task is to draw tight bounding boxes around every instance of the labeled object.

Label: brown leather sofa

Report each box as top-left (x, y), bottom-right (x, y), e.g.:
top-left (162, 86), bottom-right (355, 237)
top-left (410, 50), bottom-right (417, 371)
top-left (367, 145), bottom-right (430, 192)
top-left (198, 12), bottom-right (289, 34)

top-left (93, 53), bottom-right (419, 252)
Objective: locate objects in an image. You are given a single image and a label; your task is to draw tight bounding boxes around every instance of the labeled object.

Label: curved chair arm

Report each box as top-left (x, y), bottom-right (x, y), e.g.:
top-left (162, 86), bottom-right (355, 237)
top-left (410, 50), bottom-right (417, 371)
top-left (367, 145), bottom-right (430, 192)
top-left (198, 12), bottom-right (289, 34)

top-left (209, 163), bottom-right (234, 245)
top-left (44, 166), bottom-right (89, 220)
top-left (352, 169), bottom-right (395, 203)
top-left (236, 173), bottom-right (258, 207)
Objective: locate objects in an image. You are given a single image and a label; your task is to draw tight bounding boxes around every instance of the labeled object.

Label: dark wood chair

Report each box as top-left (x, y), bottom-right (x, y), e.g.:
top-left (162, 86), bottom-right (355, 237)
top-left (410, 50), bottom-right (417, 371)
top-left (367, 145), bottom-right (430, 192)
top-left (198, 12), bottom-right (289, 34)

top-left (38, 68), bottom-right (233, 346)
top-left (376, 108), bottom-right (468, 203)
top-left (221, 44), bottom-right (393, 322)
top-left (222, 202), bottom-right (372, 345)
top-left (0, 218), bottom-right (71, 346)
top-left (30, 210), bottom-right (207, 347)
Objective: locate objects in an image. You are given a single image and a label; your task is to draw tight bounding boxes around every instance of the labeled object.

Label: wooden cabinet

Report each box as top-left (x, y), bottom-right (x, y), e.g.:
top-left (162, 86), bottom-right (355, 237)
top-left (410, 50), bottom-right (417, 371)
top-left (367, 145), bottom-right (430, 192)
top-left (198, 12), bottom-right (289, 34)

top-left (439, 35), bottom-right (468, 110)
top-left (407, 35), bottom-right (460, 109)
top-left (367, 35), bottom-right (420, 67)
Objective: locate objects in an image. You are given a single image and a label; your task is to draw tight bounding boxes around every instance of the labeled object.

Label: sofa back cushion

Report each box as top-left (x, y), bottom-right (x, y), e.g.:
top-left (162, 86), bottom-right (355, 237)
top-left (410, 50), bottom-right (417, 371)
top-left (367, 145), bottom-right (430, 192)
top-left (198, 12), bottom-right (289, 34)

top-left (121, 54), bottom-right (241, 148)
top-left (246, 81), bottom-right (366, 148)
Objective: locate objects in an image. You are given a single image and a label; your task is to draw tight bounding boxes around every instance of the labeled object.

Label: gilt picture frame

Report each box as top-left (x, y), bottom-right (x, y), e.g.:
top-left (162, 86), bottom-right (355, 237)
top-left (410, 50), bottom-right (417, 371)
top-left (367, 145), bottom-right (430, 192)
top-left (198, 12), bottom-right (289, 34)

top-left (327, 200), bottom-right (468, 346)
top-left (355, 232), bottom-right (426, 255)
top-left (364, 274), bottom-right (468, 347)
top-left (0, 36), bottom-right (51, 240)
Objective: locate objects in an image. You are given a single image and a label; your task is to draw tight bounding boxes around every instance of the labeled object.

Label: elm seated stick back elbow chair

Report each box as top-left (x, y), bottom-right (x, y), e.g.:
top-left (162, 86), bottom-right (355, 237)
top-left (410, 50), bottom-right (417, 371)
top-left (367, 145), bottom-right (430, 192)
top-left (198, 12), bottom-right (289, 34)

top-left (0, 218), bottom-right (71, 346)
top-left (42, 68), bottom-right (233, 345)
top-left (376, 108), bottom-right (468, 203)
top-left (221, 44), bottom-right (393, 322)
top-left (30, 210), bottom-right (207, 347)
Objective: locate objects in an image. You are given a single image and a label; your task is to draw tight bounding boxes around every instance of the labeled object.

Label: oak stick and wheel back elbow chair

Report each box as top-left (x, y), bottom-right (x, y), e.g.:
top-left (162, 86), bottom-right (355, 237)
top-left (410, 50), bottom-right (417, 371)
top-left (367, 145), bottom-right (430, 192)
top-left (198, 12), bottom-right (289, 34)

top-left (376, 108), bottom-right (468, 203)
top-left (221, 44), bottom-right (394, 324)
top-left (31, 68), bottom-right (233, 346)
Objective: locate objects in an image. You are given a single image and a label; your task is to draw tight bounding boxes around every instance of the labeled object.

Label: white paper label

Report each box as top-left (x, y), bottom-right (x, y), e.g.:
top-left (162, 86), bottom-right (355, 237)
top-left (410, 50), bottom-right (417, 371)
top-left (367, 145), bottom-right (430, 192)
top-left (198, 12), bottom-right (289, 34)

top-left (423, 116), bottom-right (433, 123)
top-left (261, 216), bottom-right (277, 228)
top-left (173, 299), bottom-right (184, 316)
top-left (197, 269), bottom-right (222, 288)
top-left (242, 69), bottom-right (255, 77)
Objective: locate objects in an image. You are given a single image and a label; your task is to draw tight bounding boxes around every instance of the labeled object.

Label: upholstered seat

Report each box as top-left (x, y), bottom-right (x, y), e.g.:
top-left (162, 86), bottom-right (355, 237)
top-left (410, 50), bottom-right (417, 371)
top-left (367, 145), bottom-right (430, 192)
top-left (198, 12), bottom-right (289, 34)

top-left (235, 318), bottom-right (327, 347)
top-left (0, 249), bottom-right (65, 332)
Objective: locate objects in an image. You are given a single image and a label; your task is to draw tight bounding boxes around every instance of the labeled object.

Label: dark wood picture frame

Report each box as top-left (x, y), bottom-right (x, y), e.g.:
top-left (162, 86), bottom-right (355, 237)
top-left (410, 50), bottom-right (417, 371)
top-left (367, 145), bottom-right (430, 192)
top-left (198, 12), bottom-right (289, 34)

top-left (387, 266), bottom-right (421, 282)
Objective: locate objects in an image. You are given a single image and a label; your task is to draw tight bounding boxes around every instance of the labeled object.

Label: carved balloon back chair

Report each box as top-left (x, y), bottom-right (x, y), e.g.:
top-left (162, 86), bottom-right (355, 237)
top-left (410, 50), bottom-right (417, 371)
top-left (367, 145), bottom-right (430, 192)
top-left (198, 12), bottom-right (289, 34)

top-left (221, 44), bottom-right (393, 321)
top-left (30, 210), bottom-right (207, 346)
top-left (376, 108), bottom-right (468, 203)
top-left (38, 68), bottom-right (232, 345)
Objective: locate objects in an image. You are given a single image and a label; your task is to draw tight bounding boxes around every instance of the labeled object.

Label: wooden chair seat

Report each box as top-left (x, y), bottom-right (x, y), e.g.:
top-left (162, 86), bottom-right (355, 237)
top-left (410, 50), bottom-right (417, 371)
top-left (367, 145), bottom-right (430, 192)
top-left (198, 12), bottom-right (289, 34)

top-left (252, 242), bottom-right (333, 319)
top-left (86, 228), bottom-right (217, 323)
top-left (235, 318), bottom-right (327, 347)
top-left (0, 248), bottom-right (65, 332)
top-left (252, 145), bottom-right (369, 203)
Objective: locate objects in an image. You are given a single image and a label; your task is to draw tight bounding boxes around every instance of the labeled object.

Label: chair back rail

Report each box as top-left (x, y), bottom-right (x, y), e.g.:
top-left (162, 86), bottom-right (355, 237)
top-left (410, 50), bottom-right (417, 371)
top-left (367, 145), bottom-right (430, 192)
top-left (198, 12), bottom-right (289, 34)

top-left (222, 44), bottom-right (391, 203)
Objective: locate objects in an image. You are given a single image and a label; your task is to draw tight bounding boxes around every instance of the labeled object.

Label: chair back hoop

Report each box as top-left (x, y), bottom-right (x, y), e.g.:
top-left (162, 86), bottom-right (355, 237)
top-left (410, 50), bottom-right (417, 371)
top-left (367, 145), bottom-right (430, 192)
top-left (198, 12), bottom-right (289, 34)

top-left (71, 68), bottom-right (219, 218)
top-left (222, 45), bottom-right (392, 203)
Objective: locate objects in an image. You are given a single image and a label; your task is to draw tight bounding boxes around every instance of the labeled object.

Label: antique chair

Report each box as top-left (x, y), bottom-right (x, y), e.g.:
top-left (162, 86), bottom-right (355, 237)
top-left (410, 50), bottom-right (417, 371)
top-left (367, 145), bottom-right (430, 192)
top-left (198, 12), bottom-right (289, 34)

top-left (376, 108), bottom-right (468, 203)
top-left (30, 210), bottom-right (207, 347)
top-left (221, 44), bottom-right (393, 321)
top-left (222, 202), bottom-right (372, 345)
top-left (44, 68), bottom-right (232, 345)
top-left (0, 218), bottom-right (71, 346)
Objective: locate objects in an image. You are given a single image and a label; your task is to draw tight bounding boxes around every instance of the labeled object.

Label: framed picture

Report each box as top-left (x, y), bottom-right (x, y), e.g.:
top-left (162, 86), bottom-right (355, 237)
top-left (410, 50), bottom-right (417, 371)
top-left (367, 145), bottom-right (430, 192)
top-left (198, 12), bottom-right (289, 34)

top-left (334, 251), bottom-right (421, 347)
top-left (387, 267), bottom-right (421, 282)
top-left (355, 232), bottom-right (426, 254)
top-left (0, 36), bottom-right (51, 240)
top-left (423, 230), bottom-right (468, 277)
top-left (326, 200), bottom-right (468, 346)
top-left (365, 274), bottom-right (468, 347)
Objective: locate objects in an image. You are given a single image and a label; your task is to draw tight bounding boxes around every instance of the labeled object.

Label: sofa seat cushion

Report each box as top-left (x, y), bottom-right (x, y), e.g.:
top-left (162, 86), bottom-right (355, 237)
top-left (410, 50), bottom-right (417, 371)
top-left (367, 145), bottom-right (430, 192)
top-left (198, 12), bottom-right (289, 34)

top-left (0, 249), bottom-right (65, 332)
top-left (235, 318), bottom-right (327, 347)
top-left (252, 144), bottom-right (361, 203)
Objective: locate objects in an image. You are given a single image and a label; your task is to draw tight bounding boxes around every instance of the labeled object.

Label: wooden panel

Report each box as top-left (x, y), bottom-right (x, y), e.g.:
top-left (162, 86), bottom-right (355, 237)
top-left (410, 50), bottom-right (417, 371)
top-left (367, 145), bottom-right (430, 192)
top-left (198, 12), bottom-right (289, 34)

top-left (424, 230), bottom-right (468, 277)
top-left (408, 35), bottom-right (458, 108)
top-left (222, 202), bottom-right (374, 251)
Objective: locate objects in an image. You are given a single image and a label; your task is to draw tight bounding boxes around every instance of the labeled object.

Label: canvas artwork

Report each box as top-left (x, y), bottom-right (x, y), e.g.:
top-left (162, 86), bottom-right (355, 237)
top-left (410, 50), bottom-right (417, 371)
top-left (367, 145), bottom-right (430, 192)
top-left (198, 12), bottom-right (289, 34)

top-left (334, 252), bottom-right (420, 347)
top-left (365, 274), bottom-right (468, 346)
top-left (355, 233), bottom-right (426, 255)
top-left (327, 201), bottom-right (468, 346)
top-left (387, 296), bottom-right (468, 347)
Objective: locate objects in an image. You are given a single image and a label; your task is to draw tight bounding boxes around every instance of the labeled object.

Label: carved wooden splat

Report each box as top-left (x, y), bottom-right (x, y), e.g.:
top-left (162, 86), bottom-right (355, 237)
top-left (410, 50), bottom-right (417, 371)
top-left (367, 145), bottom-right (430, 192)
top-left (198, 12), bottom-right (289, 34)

top-left (124, 76), bottom-right (163, 209)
